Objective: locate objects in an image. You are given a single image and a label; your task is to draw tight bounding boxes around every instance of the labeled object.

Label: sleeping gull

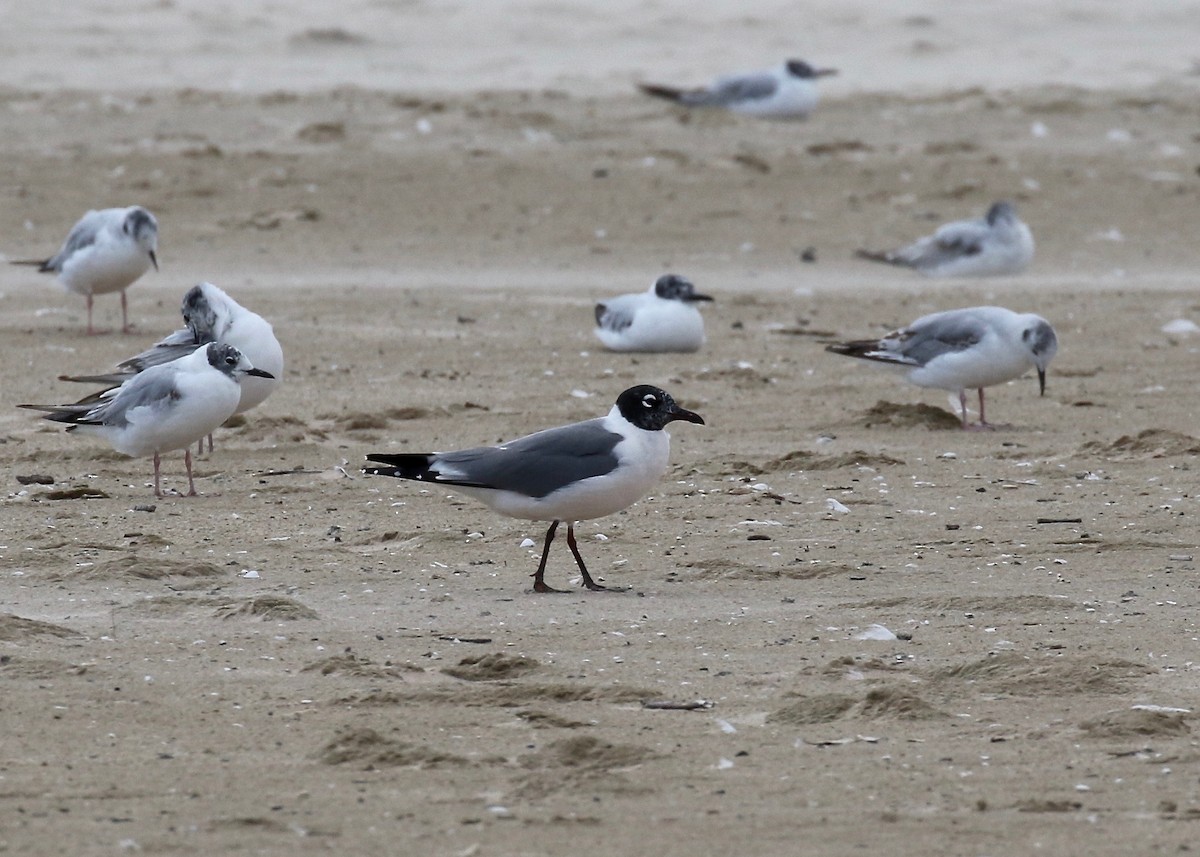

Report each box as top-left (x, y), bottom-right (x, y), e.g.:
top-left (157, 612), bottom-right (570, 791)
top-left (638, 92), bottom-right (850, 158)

top-left (363, 385), bottom-right (705, 593)
top-left (594, 274), bottom-right (714, 353)
top-left (11, 206), bottom-right (159, 334)
top-left (638, 59), bottom-right (836, 120)
top-left (825, 306), bottom-right (1058, 430)
top-left (856, 201), bottom-right (1034, 277)
top-left (21, 343), bottom-right (275, 497)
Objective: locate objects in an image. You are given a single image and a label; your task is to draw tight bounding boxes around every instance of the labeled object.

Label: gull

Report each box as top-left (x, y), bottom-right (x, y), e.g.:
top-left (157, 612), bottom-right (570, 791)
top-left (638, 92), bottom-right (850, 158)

top-left (58, 282), bottom-right (284, 450)
top-left (363, 385), bottom-right (705, 593)
top-left (638, 59), bottom-right (837, 120)
top-left (825, 306), bottom-right (1058, 430)
top-left (856, 201), bottom-right (1034, 277)
top-left (11, 206), bottom-right (159, 334)
top-left (21, 343), bottom-right (275, 497)
top-left (594, 274), bottom-right (714, 353)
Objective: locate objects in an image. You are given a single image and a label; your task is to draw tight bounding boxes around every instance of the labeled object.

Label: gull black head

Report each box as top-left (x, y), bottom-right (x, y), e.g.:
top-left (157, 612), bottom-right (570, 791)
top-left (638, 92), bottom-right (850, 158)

top-left (1021, 316), bottom-right (1058, 396)
top-left (123, 206), bottom-right (159, 269)
top-left (181, 283), bottom-right (223, 344)
top-left (615, 385), bottom-right (705, 432)
top-left (986, 201), bottom-right (1018, 227)
top-left (653, 274), bottom-right (714, 304)
top-left (206, 342), bottom-right (275, 380)
top-left (785, 59), bottom-right (838, 79)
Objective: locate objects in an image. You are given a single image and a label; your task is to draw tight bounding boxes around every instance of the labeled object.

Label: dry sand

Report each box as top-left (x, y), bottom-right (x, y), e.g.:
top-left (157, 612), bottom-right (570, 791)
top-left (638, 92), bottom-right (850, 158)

top-left (3, 3), bottom-right (1200, 855)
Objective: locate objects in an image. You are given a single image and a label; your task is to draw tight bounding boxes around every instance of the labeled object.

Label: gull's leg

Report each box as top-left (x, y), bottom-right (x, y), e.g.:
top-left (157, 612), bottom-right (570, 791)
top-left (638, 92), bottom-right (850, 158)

top-left (566, 523), bottom-right (608, 591)
top-left (153, 452), bottom-right (163, 498)
top-left (120, 290), bottom-right (132, 334)
top-left (532, 520), bottom-right (567, 593)
top-left (86, 294), bottom-right (97, 336)
top-left (958, 389), bottom-right (970, 429)
top-left (184, 449), bottom-right (198, 496)
top-left (963, 387), bottom-right (996, 431)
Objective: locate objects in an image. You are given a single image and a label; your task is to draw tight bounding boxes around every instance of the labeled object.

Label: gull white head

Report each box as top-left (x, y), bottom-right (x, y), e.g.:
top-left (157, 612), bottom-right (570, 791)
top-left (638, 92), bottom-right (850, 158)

top-left (123, 206), bottom-right (159, 271)
top-left (1021, 315), bottom-right (1058, 395)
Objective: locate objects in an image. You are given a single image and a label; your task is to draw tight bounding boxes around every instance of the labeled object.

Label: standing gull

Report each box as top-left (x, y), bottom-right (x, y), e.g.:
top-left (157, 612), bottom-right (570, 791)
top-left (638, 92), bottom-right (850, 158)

top-left (856, 201), bottom-right (1034, 277)
top-left (58, 282), bottom-right (284, 449)
top-left (21, 343), bottom-right (275, 497)
top-left (594, 274), bottom-right (714, 353)
top-left (638, 59), bottom-right (836, 120)
top-left (11, 206), bottom-right (159, 334)
top-left (363, 385), bottom-right (704, 593)
top-left (825, 306), bottom-right (1058, 430)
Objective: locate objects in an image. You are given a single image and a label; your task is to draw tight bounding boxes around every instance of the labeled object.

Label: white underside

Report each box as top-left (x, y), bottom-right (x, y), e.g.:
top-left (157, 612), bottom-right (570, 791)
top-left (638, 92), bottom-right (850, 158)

top-left (595, 298), bottom-right (706, 352)
top-left (58, 240), bottom-right (153, 297)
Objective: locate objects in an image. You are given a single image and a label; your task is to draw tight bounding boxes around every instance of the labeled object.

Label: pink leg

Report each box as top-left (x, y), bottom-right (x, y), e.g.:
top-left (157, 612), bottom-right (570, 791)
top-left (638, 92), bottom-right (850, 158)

top-left (153, 452), bottom-right (163, 498)
top-left (184, 449), bottom-right (198, 496)
top-left (86, 294), bottom-right (96, 336)
top-left (961, 388), bottom-right (996, 432)
top-left (120, 290), bottom-right (132, 334)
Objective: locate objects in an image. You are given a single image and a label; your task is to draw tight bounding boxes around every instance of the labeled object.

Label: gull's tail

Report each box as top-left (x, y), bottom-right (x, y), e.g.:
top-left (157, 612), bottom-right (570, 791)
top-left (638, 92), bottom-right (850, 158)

top-left (59, 372), bottom-right (130, 387)
top-left (363, 453), bottom-right (435, 481)
top-left (17, 401), bottom-right (98, 425)
top-left (854, 248), bottom-right (906, 267)
top-left (637, 83), bottom-right (687, 104)
top-left (9, 258), bottom-right (52, 272)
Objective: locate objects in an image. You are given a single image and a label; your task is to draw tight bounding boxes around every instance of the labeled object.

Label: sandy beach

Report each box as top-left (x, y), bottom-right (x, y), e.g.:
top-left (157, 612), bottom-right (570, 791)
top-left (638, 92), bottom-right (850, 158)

top-left (2, 3), bottom-right (1200, 855)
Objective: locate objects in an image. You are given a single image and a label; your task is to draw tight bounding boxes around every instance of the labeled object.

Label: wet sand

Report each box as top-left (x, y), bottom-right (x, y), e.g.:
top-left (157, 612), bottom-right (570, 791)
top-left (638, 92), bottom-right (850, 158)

top-left (3, 5), bottom-right (1200, 855)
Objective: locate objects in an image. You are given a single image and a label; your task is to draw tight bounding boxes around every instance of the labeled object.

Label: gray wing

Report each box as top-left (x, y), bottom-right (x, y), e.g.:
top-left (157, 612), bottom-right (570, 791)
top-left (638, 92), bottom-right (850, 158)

top-left (432, 418), bottom-right (622, 498)
top-left (59, 328), bottom-right (200, 387)
top-left (85, 367), bottom-right (182, 428)
top-left (894, 312), bottom-right (988, 365)
top-left (898, 218), bottom-right (990, 268)
top-left (43, 210), bottom-right (106, 272)
top-left (595, 297), bottom-right (636, 333)
top-left (117, 328), bottom-right (202, 373)
top-left (686, 71), bottom-right (779, 107)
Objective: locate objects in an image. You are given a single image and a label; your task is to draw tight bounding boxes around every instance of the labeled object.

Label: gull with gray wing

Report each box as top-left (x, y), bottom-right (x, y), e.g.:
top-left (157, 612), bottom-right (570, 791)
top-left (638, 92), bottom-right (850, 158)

top-left (638, 59), bottom-right (836, 120)
top-left (363, 385), bottom-right (704, 593)
top-left (21, 343), bottom-right (275, 497)
top-left (856, 201), bottom-right (1034, 277)
top-left (825, 306), bottom-right (1058, 430)
top-left (594, 274), bottom-right (713, 353)
top-left (11, 206), bottom-right (159, 334)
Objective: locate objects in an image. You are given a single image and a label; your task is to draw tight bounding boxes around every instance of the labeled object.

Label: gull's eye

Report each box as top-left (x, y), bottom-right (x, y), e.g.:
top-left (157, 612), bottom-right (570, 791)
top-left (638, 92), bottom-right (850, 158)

top-left (642, 394), bottom-right (657, 408)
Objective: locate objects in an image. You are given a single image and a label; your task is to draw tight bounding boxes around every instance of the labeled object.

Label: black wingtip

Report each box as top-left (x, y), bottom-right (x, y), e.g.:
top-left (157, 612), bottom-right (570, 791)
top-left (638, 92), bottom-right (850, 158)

top-left (363, 452), bottom-right (430, 480)
top-left (638, 83), bottom-right (684, 103)
top-left (854, 248), bottom-right (897, 265)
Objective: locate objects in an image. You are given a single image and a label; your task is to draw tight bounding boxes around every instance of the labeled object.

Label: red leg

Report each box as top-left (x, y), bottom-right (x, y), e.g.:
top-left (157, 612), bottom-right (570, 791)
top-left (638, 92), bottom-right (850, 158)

top-left (153, 452), bottom-right (163, 498)
top-left (86, 294), bottom-right (96, 336)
